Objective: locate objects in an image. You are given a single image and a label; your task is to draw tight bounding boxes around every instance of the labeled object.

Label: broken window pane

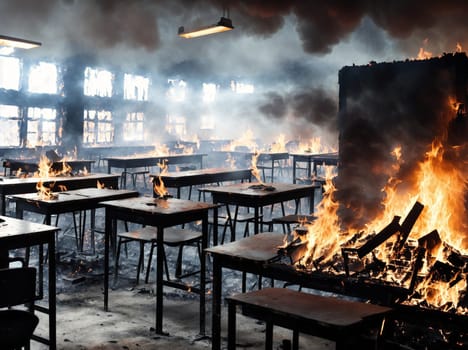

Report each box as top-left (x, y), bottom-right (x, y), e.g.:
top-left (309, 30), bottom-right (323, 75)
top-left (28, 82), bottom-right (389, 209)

top-left (28, 61), bottom-right (58, 94)
top-left (123, 112), bottom-right (145, 142)
top-left (0, 104), bottom-right (21, 146)
top-left (83, 67), bottom-right (113, 97)
top-left (0, 56), bottom-right (20, 90)
top-left (83, 109), bottom-right (114, 145)
top-left (124, 73), bottom-right (149, 101)
top-left (26, 107), bottom-right (57, 147)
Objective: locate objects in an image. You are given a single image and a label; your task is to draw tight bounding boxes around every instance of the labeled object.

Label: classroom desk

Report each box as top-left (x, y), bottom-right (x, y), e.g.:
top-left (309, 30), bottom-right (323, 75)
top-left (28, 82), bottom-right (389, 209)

top-left (0, 215), bottom-right (59, 349)
top-left (0, 173), bottom-right (120, 216)
top-left (12, 188), bottom-right (139, 253)
top-left (104, 154), bottom-right (207, 188)
top-left (211, 151), bottom-right (289, 182)
top-left (151, 167), bottom-right (252, 199)
top-left (3, 158), bottom-right (95, 176)
top-left (290, 152), bottom-right (338, 183)
top-left (204, 182), bottom-right (318, 245)
top-left (206, 232), bottom-right (284, 350)
top-left (206, 233), bottom-right (401, 350)
top-left (101, 196), bottom-right (216, 336)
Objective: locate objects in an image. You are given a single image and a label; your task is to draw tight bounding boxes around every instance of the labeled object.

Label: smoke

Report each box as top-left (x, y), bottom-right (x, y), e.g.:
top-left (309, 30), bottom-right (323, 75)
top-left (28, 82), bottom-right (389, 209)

top-left (1, 0), bottom-right (467, 146)
top-left (335, 54), bottom-right (467, 230)
top-left (2, 1), bottom-right (467, 61)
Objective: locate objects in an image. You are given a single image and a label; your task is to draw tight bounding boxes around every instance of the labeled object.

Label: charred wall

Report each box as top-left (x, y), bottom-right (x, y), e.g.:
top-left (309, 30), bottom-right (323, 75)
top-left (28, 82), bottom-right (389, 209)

top-left (336, 52), bottom-right (468, 230)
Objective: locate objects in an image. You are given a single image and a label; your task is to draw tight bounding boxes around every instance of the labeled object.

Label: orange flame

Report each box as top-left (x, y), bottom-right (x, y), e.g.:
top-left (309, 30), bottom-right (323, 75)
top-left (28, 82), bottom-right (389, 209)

top-left (417, 38), bottom-right (432, 60)
top-left (298, 167), bottom-right (342, 268)
top-left (250, 151), bottom-right (264, 185)
top-left (296, 101), bottom-right (468, 310)
top-left (153, 160), bottom-right (169, 198)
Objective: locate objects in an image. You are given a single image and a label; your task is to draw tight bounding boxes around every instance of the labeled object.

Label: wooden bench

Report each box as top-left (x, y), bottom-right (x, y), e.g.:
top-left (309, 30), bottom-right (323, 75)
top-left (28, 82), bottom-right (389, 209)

top-left (226, 287), bottom-right (392, 350)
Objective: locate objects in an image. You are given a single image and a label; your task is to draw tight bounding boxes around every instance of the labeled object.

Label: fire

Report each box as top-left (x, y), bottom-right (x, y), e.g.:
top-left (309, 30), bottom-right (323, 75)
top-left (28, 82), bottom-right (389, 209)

top-left (36, 155), bottom-right (52, 179)
top-left (147, 143), bottom-right (171, 156)
top-left (295, 167), bottom-right (342, 268)
top-left (58, 160), bottom-right (73, 176)
top-left (269, 134), bottom-right (287, 152)
top-left (225, 153), bottom-right (236, 169)
top-left (292, 98), bottom-right (467, 312)
top-left (296, 136), bottom-right (336, 154)
top-left (222, 128), bottom-right (258, 151)
top-left (153, 160), bottom-right (169, 198)
top-left (36, 180), bottom-right (57, 200)
top-left (35, 155), bottom-right (57, 199)
top-left (456, 42), bottom-right (462, 52)
top-left (417, 47), bottom-right (432, 60)
top-left (250, 151), bottom-right (264, 185)
top-left (417, 38), bottom-right (432, 60)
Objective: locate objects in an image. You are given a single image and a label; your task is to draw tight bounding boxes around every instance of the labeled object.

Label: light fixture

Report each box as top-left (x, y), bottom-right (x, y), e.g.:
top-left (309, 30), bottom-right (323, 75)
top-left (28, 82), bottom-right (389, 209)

top-left (0, 35), bottom-right (42, 49)
top-left (178, 16), bottom-right (234, 39)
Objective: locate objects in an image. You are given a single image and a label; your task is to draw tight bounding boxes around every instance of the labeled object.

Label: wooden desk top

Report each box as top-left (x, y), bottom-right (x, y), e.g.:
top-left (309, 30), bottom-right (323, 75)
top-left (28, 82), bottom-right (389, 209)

top-left (101, 196), bottom-right (215, 216)
top-left (0, 215), bottom-right (58, 247)
top-left (206, 232), bottom-right (284, 262)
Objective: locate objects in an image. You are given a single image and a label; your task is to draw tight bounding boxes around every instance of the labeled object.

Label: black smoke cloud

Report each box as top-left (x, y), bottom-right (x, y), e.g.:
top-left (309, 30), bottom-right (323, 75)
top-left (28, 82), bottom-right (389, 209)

top-left (2, 0), bottom-right (468, 57)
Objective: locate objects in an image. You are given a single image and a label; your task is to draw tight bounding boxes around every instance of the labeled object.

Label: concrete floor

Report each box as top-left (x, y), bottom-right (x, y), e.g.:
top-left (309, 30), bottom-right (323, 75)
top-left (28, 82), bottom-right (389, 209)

top-left (29, 252), bottom-right (333, 350)
top-left (11, 162), bottom-right (334, 349)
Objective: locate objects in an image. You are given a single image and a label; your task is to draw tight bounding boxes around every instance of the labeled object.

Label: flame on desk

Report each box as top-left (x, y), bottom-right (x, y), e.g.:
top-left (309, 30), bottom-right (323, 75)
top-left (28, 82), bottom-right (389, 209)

top-left (153, 160), bottom-right (169, 198)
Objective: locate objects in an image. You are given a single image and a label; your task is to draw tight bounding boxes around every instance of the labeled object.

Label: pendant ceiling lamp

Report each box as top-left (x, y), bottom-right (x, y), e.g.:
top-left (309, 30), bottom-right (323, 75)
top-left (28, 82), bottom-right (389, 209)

top-left (178, 7), bottom-right (233, 39)
top-left (0, 35), bottom-right (41, 49)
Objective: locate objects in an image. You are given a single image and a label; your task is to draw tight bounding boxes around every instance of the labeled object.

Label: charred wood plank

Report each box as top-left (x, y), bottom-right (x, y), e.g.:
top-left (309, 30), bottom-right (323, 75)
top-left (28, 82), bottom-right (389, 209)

top-left (417, 229), bottom-right (441, 254)
top-left (395, 201), bottom-right (424, 252)
top-left (356, 215), bottom-right (401, 258)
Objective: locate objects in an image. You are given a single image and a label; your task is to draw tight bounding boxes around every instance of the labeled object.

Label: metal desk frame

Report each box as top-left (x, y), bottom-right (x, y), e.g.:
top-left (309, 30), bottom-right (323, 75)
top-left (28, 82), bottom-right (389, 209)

top-left (101, 196), bottom-right (216, 336)
top-left (0, 216), bottom-right (59, 349)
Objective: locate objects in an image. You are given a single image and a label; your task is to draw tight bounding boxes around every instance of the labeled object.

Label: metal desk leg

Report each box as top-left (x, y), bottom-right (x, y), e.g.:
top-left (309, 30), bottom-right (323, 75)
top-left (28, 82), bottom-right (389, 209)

top-left (211, 256), bottom-right (222, 350)
top-left (156, 226), bottom-right (164, 334)
top-left (104, 207), bottom-right (111, 311)
top-left (199, 214), bottom-right (208, 336)
top-left (48, 236), bottom-right (57, 349)
top-left (227, 300), bottom-right (236, 350)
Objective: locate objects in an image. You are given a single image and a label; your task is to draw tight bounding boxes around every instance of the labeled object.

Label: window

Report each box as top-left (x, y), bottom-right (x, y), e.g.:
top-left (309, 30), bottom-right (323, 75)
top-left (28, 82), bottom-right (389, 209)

top-left (123, 112), bottom-right (145, 142)
top-left (202, 83), bottom-right (217, 103)
top-left (0, 104), bottom-right (21, 146)
top-left (28, 62), bottom-right (58, 94)
top-left (167, 79), bottom-right (187, 102)
top-left (83, 67), bottom-right (113, 97)
top-left (124, 74), bottom-right (149, 101)
top-left (83, 109), bottom-right (114, 145)
top-left (26, 107), bottom-right (57, 147)
top-left (0, 56), bottom-right (20, 90)
top-left (165, 115), bottom-right (186, 138)
top-left (230, 80), bottom-right (254, 94)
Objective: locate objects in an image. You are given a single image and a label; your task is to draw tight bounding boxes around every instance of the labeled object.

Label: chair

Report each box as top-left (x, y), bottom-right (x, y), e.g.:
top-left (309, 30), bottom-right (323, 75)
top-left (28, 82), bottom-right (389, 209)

top-left (114, 226), bottom-right (203, 284)
top-left (0, 267), bottom-right (39, 350)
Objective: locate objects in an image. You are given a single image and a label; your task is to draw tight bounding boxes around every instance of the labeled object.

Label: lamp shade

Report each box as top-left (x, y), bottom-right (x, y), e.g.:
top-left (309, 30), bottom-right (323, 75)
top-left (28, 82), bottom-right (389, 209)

top-left (178, 17), bottom-right (233, 39)
top-left (0, 35), bottom-right (41, 49)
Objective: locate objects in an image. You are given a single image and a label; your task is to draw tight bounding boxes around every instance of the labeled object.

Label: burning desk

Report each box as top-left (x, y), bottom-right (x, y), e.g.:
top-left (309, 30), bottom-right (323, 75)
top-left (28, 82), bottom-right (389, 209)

top-left (104, 154), bottom-right (208, 188)
top-left (12, 188), bottom-right (139, 253)
top-left (0, 173), bottom-right (120, 215)
top-left (3, 158), bottom-right (95, 176)
top-left (210, 151), bottom-right (289, 182)
top-left (204, 182), bottom-right (319, 245)
top-left (290, 151), bottom-right (338, 183)
top-left (151, 167), bottom-right (252, 199)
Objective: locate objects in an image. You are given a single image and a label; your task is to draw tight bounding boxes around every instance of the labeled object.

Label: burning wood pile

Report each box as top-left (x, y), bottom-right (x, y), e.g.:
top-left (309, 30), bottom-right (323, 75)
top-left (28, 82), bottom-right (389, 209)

top-left (272, 53), bottom-right (468, 348)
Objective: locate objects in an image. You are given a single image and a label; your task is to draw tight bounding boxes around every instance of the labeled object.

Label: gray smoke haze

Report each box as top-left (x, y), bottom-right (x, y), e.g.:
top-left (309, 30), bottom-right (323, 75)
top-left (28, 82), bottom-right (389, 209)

top-left (1, 0), bottom-right (467, 144)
